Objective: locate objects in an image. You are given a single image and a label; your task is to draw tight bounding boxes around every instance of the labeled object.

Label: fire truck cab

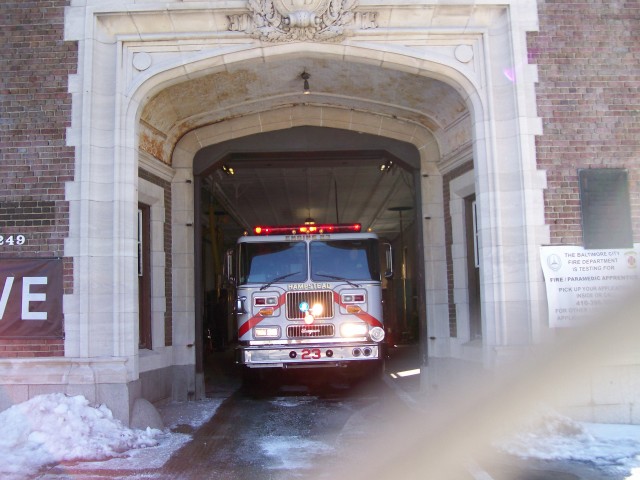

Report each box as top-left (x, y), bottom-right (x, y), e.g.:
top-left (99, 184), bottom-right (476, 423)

top-left (226, 223), bottom-right (391, 376)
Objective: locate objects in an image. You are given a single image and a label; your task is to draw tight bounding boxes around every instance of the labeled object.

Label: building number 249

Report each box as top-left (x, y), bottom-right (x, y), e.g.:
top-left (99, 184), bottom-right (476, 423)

top-left (0, 235), bottom-right (26, 246)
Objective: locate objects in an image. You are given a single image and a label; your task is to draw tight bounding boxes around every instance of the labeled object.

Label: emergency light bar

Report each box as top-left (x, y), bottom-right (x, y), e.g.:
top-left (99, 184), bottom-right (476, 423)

top-left (253, 223), bottom-right (362, 236)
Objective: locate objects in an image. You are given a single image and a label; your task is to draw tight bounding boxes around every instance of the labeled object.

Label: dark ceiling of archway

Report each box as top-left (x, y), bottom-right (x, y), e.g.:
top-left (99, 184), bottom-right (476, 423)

top-left (196, 127), bottom-right (419, 242)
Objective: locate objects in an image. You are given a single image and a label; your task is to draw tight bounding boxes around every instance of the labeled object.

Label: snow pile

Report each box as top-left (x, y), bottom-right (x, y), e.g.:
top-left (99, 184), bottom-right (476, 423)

top-left (497, 408), bottom-right (640, 474)
top-left (49, 397), bottom-right (224, 476)
top-left (0, 393), bottom-right (162, 478)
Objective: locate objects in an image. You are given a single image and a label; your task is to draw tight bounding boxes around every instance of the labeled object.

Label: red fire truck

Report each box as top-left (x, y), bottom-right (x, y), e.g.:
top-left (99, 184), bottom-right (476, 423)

top-left (226, 222), bottom-right (391, 379)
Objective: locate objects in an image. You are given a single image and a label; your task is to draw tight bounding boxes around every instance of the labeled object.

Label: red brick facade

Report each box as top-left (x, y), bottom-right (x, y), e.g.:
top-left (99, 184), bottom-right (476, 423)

top-left (1, 1), bottom-right (76, 356)
top-left (441, 1), bottom-right (639, 340)
top-left (0, 338), bottom-right (64, 358)
top-left (528, 0), bottom-right (640, 245)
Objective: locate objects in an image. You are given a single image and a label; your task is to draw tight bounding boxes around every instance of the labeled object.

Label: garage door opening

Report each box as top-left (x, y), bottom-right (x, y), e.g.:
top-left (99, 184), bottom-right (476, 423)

top-left (191, 127), bottom-right (425, 386)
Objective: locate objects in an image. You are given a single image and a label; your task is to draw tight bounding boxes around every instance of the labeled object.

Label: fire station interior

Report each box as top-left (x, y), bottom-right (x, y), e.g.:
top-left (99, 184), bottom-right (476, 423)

top-left (192, 127), bottom-right (423, 383)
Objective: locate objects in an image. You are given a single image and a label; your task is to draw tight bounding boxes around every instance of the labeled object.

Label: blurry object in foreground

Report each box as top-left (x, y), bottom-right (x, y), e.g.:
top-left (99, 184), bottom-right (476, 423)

top-left (324, 284), bottom-right (640, 480)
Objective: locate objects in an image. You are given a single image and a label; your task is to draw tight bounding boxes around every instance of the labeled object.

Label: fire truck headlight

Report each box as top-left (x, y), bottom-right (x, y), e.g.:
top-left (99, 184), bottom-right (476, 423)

top-left (341, 322), bottom-right (368, 337)
top-left (369, 326), bottom-right (385, 343)
top-left (311, 303), bottom-right (323, 316)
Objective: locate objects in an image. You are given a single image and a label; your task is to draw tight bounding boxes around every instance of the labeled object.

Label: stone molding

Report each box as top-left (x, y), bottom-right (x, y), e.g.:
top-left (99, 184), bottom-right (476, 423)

top-left (0, 357), bottom-right (129, 384)
top-left (228, 0), bottom-right (377, 42)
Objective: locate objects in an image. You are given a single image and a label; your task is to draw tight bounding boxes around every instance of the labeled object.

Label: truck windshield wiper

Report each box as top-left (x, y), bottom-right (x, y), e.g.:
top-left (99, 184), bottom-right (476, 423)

top-left (260, 272), bottom-right (301, 291)
top-left (314, 273), bottom-right (360, 288)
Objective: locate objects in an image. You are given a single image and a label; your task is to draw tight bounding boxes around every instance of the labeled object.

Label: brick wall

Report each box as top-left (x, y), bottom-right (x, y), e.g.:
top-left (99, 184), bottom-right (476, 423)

top-left (0, 1), bottom-right (76, 356)
top-left (528, 0), bottom-right (640, 245)
top-left (0, 338), bottom-right (65, 358)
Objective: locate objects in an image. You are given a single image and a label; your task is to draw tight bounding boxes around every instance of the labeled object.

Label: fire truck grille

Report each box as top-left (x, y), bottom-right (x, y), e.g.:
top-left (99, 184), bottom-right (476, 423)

top-left (287, 324), bottom-right (335, 338)
top-left (286, 290), bottom-right (334, 320)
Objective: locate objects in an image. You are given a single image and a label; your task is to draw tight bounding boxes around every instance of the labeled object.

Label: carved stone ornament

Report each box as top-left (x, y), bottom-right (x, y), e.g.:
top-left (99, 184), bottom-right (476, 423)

top-left (228, 0), bottom-right (377, 42)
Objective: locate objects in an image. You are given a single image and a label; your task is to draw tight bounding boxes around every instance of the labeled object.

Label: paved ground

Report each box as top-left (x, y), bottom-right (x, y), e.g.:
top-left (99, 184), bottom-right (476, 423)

top-left (32, 344), bottom-right (633, 480)
top-left (385, 345), bottom-right (630, 480)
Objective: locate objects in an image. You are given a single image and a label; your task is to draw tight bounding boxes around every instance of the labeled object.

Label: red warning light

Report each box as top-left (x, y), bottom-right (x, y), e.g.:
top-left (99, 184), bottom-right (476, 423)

top-left (252, 223), bottom-right (362, 235)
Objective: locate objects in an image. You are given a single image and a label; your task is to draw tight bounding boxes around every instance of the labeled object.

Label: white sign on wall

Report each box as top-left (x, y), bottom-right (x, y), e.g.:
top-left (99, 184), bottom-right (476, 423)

top-left (540, 245), bottom-right (640, 328)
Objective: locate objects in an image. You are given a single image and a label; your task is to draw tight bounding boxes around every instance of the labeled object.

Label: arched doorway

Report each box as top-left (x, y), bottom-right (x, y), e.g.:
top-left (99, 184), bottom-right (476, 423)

top-left (142, 52), bottom-right (478, 399)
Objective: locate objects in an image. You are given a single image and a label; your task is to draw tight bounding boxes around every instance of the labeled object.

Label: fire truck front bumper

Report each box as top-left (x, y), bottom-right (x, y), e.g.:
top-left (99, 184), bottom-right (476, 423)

top-left (237, 343), bottom-right (382, 368)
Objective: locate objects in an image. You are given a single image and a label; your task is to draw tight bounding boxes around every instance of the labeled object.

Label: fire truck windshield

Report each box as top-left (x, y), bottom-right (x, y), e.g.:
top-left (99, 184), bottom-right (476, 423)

top-left (310, 239), bottom-right (380, 282)
top-left (239, 241), bottom-right (307, 285)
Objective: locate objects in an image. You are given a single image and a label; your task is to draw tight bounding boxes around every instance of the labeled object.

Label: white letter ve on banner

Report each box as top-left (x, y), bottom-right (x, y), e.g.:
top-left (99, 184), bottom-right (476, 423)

top-left (0, 277), bottom-right (14, 319)
top-left (22, 276), bottom-right (47, 320)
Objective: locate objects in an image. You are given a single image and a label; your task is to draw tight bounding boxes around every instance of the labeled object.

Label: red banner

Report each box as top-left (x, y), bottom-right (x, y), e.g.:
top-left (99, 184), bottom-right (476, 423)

top-left (0, 258), bottom-right (63, 338)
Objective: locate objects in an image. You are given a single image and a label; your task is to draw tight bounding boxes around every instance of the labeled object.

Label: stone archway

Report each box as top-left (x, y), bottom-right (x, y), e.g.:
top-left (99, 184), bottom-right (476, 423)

top-left (61, 2), bottom-right (544, 412)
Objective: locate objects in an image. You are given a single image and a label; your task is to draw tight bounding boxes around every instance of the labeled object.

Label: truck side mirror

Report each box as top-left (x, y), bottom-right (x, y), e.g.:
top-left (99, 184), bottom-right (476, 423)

top-left (224, 248), bottom-right (235, 284)
top-left (384, 242), bottom-right (393, 278)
